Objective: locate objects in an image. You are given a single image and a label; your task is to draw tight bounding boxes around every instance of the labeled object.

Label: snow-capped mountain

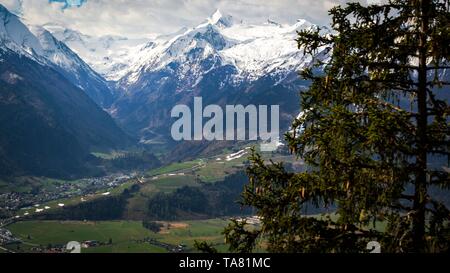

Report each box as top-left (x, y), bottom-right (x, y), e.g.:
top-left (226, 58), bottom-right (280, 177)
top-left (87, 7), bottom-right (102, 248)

top-left (39, 9), bottom-right (325, 86)
top-left (0, 4), bottom-right (132, 178)
top-left (44, 24), bottom-right (150, 81)
top-left (1, 4), bottom-right (330, 158)
top-left (0, 4), bottom-right (115, 107)
top-left (30, 26), bottom-right (116, 107)
top-left (110, 10), bottom-right (330, 145)
top-left (121, 10), bottom-right (320, 87)
top-left (0, 4), bottom-right (44, 60)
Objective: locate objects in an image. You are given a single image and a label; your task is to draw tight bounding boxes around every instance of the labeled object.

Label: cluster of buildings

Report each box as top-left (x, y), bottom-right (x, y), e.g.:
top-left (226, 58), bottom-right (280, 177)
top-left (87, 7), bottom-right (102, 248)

top-left (0, 228), bottom-right (20, 245)
top-left (235, 216), bottom-right (262, 225)
top-left (0, 173), bottom-right (135, 216)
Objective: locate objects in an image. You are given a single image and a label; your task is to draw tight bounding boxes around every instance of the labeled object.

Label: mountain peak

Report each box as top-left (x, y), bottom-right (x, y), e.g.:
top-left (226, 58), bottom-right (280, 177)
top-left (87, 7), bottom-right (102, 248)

top-left (0, 4), bottom-right (44, 57)
top-left (207, 9), bottom-right (233, 28)
top-left (210, 9), bottom-right (222, 23)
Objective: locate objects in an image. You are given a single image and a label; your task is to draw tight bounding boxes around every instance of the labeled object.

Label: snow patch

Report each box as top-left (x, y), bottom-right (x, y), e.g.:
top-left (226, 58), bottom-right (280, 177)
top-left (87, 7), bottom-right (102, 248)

top-left (226, 148), bottom-right (251, 161)
top-left (120, 10), bottom-right (327, 86)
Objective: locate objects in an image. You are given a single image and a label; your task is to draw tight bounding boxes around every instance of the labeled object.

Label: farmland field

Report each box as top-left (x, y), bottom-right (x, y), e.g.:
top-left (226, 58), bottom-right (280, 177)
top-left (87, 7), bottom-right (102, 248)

top-left (6, 219), bottom-right (231, 253)
top-left (1, 149), bottom-right (298, 253)
top-left (146, 160), bottom-right (203, 177)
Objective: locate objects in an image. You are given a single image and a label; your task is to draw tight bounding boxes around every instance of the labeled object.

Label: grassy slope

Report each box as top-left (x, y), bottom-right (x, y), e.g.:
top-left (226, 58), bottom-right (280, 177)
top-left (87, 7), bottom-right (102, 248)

top-left (10, 150), bottom-right (300, 220)
top-left (4, 149), bottom-right (302, 252)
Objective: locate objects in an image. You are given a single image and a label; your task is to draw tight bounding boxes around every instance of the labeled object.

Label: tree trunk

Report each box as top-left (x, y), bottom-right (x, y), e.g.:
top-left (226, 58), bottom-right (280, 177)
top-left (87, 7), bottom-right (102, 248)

top-left (412, 0), bottom-right (430, 253)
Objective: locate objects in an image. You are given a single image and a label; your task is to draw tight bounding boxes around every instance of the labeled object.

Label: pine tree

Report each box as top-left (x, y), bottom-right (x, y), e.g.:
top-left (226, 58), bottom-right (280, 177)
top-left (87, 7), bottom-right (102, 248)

top-left (224, 0), bottom-right (450, 253)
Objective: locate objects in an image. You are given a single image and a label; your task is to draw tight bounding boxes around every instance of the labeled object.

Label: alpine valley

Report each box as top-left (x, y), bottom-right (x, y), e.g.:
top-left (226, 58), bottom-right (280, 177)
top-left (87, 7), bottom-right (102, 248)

top-left (0, 3), bottom-right (449, 254)
top-left (0, 4), bottom-right (133, 178)
top-left (0, 4), bottom-right (330, 178)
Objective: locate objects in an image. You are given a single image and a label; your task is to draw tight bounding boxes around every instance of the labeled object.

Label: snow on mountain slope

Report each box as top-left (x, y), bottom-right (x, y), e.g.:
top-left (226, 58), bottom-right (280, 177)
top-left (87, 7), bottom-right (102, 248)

top-left (220, 19), bottom-right (316, 80)
top-left (30, 26), bottom-right (83, 74)
top-left (121, 10), bottom-right (235, 85)
top-left (121, 9), bottom-right (324, 87)
top-left (109, 10), bottom-right (330, 144)
top-left (0, 4), bottom-right (44, 59)
top-left (0, 4), bottom-right (115, 107)
top-left (121, 20), bottom-right (236, 87)
top-left (29, 26), bottom-right (115, 107)
top-left (44, 23), bottom-right (151, 81)
top-left (34, 9), bottom-right (323, 86)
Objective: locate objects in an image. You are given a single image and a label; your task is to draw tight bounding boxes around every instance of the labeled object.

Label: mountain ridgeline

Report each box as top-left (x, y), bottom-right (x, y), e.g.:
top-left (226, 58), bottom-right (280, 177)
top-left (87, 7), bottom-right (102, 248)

top-left (1, 4), bottom-right (448, 179)
top-left (1, 4), bottom-right (330, 178)
top-left (0, 5), bottom-right (132, 178)
top-left (0, 48), bottom-right (132, 178)
top-left (111, 10), bottom-right (326, 147)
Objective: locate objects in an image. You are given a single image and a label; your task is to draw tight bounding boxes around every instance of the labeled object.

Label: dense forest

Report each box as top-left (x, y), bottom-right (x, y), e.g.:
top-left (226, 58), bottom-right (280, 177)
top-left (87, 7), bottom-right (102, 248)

top-left (146, 172), bottom-right (252, 220)
top-left (100, 151), bottom-right (162, 172)
top-left (40, 194), bottom-right (128, 221)
top-left (224, 0), bottom-right (450, 253)
top-left (37, 171), bottom-right (251, 221)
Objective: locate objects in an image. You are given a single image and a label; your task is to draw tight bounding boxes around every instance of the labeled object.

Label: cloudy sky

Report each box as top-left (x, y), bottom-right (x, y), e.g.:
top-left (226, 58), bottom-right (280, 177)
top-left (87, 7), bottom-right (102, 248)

top-left (0, 0), bottom-right (374, 38)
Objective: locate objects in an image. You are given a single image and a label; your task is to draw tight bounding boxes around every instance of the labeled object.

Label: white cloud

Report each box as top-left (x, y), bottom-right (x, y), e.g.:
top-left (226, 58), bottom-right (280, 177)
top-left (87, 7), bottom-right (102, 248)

top-left (0, 0), bottom-right (372, 38)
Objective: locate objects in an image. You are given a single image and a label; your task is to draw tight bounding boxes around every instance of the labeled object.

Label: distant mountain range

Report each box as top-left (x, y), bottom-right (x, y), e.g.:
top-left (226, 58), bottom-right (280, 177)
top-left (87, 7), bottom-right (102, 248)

top-left (44, 23), bottom-right (149, 82)
top-left (0, 4), bottom-right (448, 177)
top-left (110, 10), bottom-right (329, 152)
top-left (0, 5), bottom-right (331, 176)
top-left (38, 9), bottom-right (331, 159)
top-left (0, 4), bottom-right (132, 178)
top-left (0, 4), bottom-right (115, 108)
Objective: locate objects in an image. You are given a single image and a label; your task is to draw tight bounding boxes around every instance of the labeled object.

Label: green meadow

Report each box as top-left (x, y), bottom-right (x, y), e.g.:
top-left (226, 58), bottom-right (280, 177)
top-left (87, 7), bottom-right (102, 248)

top-left (7, 219), bottom-right (231, 253)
